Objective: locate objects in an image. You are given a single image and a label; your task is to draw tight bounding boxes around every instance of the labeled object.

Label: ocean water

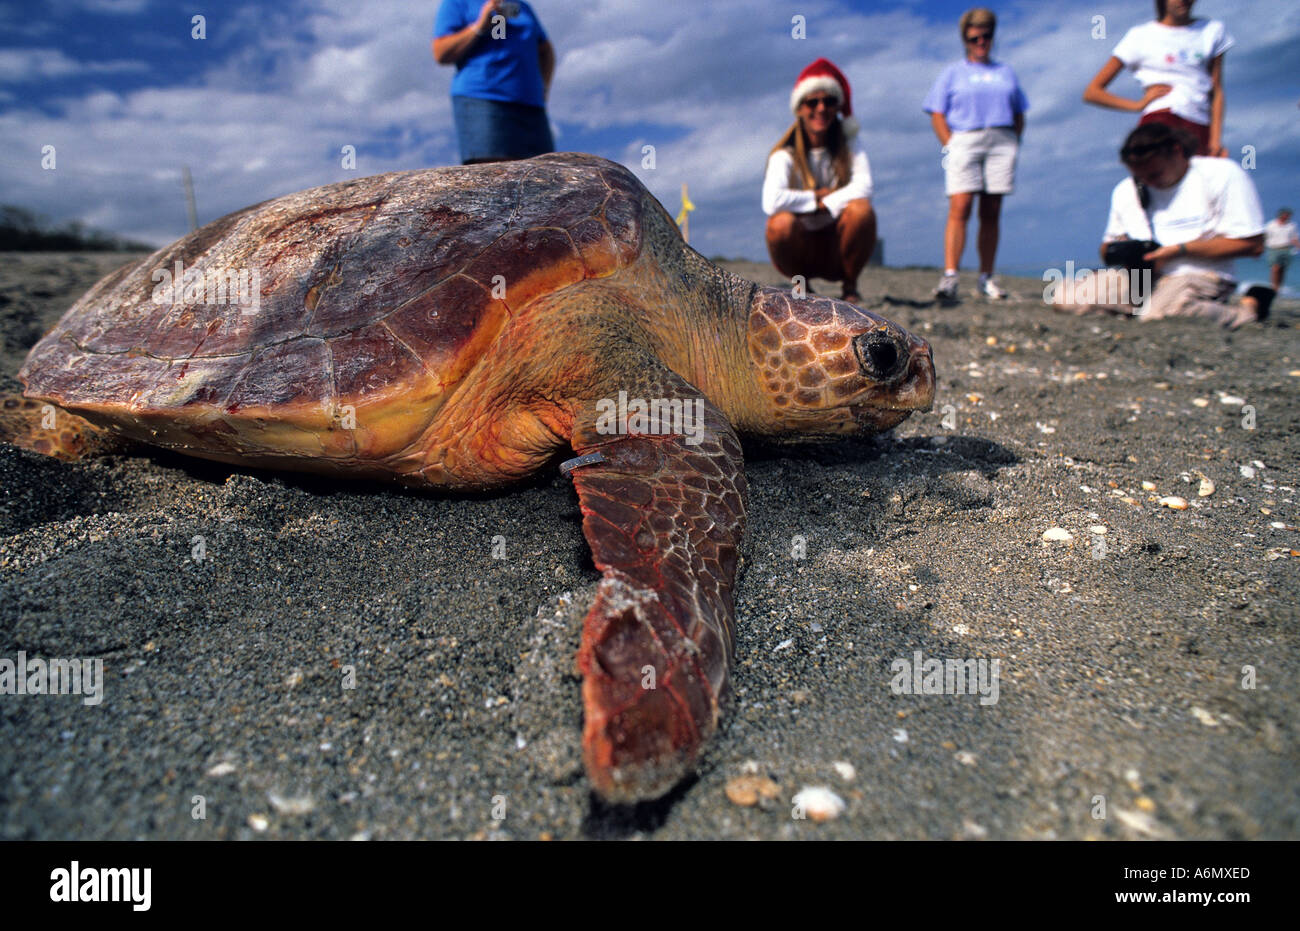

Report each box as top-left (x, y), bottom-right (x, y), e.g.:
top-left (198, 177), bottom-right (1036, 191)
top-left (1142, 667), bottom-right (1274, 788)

top-left (1232, 255), bottom-right (1299, 297)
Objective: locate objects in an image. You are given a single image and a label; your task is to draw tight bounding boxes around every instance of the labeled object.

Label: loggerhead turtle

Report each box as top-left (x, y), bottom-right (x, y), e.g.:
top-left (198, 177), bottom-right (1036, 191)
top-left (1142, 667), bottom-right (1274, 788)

top-left (4, 153), bottom-right (934, 803)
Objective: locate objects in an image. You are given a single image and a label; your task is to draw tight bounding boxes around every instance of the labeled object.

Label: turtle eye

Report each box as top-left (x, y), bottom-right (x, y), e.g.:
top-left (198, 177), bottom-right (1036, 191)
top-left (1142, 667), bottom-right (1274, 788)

top-left (853, 331), bottom-right (909, 384)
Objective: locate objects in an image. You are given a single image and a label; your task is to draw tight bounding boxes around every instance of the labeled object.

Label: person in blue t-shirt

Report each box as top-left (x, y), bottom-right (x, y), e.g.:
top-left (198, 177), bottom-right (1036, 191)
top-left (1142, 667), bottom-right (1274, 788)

top-left (923, 7), bottom-right (1028, 302)
top-left (432, 0), bottom-right (555, 164)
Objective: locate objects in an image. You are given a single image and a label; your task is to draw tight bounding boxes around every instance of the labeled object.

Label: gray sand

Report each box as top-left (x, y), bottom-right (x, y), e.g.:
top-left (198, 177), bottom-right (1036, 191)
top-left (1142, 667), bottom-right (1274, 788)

top-left (1, 251), bottom-right (1296, 839)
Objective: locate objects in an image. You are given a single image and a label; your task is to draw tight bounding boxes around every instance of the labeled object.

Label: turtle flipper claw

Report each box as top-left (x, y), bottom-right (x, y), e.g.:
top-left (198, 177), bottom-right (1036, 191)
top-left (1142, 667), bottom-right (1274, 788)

top-left (569, 381), bottom-right (747, 803)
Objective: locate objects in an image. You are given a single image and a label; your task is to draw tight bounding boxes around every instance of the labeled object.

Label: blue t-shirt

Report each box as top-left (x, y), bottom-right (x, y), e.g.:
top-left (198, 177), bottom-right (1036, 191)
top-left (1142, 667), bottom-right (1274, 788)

top-left (922, 59), bottom-right (1028, 132)
top-left (434, 0), bottom-right (549, 108)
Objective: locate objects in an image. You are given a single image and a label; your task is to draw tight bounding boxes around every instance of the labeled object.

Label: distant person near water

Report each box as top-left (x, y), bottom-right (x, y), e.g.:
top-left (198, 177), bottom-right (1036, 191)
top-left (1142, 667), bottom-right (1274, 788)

top-left (1054, 123), bottom-right (1267, 328)
top-left (1083, 0), bottom-right (1231, 157)
top-left (432, 0), bottom-right (555, 164)
top-left (923, 7), bottom-right (1028, 303)
top-left (762, 58), bottom-right (877, 306)
top-left (1264, 208), bottom-right (1299, 291)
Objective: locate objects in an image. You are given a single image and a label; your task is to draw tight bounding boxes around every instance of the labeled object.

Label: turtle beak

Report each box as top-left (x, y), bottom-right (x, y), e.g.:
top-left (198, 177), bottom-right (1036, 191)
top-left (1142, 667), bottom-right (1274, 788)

top-left (902, 334), bottom-right (935, 413)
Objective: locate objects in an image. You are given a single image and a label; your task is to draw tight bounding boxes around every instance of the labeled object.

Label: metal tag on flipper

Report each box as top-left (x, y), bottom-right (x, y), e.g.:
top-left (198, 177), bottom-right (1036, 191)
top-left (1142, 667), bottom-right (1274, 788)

top-left (559, 451), bottom-right (606, 477)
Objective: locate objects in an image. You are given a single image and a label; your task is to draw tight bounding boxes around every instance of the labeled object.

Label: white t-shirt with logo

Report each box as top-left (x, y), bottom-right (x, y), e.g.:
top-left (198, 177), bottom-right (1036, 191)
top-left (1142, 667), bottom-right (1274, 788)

top-left (1264, 219), bottom-right (1299, 250)
top-left (1111, 19), bottom-right (1233, 126)
top-left (1103, 157), bottom-right (1264, 280)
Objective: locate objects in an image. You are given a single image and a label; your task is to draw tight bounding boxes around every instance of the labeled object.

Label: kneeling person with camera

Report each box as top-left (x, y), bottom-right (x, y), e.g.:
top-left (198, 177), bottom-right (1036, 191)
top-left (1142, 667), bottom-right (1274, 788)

top-left (1061, 123), bottom-right (1268, 328)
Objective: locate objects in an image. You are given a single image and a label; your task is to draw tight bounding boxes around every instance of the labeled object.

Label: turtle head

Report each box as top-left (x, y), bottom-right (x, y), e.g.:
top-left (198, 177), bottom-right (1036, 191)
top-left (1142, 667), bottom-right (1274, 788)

top-left (745, 288), bottom-right (934, 436)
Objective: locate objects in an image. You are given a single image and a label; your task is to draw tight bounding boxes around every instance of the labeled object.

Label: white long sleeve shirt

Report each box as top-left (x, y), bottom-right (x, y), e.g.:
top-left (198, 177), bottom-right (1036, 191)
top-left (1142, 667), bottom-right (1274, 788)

top-left (762, 146), bottom-right (873, 218)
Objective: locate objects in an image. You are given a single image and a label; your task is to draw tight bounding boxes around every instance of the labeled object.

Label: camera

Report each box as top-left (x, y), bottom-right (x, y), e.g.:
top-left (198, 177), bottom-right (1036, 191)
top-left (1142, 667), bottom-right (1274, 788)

top-left (1102, 238), bottom-right (1160, 272)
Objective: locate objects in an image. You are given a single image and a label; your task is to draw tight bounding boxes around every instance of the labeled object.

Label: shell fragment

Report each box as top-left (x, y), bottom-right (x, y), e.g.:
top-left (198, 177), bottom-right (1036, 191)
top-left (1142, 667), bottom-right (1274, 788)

top-left (793, 786), bottom-right (846, 822)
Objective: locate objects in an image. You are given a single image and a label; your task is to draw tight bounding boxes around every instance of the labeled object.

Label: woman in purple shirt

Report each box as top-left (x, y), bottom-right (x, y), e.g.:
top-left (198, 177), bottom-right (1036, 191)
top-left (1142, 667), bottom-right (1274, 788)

top-left (923, 8), bottom-right (1028, 302)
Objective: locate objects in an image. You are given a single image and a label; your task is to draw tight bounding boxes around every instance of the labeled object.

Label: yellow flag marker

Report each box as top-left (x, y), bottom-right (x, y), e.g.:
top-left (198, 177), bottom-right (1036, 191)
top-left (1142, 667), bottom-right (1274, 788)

top-left (676, 182), bottom-right (695, 242)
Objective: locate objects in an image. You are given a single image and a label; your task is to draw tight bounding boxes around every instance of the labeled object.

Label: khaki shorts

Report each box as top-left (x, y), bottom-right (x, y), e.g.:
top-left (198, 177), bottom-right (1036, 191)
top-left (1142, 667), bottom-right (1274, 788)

top-left (944, 127), bottom-right (1019, 196)
top-left (1143, 272), bottom-right (1237, 325)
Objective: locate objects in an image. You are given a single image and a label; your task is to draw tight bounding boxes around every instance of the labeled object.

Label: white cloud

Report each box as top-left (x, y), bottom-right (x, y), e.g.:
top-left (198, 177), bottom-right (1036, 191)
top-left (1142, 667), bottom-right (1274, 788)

top-left (0, 0), bottom-right (1295, 267)
top-left (0, 48), bottom-right (148, 82)
top-left (77, 0), bottom-right (150, 12)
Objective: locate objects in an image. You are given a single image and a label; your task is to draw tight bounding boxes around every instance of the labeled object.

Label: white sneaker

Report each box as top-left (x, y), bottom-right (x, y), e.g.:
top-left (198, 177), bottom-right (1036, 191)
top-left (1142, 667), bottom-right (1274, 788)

top-left (933, 273), bottom-right (960, 301)
top-left (979, 275), bottom-right (1008, 299)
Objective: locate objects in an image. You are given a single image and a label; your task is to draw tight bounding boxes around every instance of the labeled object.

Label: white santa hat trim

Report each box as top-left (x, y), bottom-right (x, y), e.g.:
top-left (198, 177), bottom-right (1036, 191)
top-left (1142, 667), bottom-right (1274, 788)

top-left (789, 76), bottom-right (842, 114)
top-left (789, 62), bottom-right (859, 138)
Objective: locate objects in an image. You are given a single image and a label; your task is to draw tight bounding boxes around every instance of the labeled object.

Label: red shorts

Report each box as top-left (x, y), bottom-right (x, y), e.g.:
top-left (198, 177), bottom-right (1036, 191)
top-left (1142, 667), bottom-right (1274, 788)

top-left (1139, 110), bottom-right (1211, 156)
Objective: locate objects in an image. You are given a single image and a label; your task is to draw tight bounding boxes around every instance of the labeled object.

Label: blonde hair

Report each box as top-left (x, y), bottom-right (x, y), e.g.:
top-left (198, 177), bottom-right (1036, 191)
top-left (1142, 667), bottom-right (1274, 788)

top-left (959, 7), bottom-right (997, 42)
top-left (768, 119), bottom-right (851, 193)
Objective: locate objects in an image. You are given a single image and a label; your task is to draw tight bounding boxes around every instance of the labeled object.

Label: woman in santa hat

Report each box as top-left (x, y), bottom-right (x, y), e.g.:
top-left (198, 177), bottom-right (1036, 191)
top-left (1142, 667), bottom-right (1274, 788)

top-left (762, 58), bottom-right (877, 306)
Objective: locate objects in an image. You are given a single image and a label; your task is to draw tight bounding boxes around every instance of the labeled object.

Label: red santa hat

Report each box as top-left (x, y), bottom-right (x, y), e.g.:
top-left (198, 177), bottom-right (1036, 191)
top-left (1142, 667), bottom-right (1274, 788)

top-left (789, 57), bottom-right (859, 139)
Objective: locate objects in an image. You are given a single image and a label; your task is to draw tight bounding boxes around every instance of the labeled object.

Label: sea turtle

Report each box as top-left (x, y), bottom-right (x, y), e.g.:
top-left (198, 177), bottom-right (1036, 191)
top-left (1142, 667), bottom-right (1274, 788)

top-left (4, 152), bottom-right (935, 802)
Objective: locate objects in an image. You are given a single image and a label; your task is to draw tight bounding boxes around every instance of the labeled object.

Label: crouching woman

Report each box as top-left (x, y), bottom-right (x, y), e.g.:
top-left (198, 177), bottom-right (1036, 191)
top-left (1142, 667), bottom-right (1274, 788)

top-left (763, 58), bottom-right (877, 305)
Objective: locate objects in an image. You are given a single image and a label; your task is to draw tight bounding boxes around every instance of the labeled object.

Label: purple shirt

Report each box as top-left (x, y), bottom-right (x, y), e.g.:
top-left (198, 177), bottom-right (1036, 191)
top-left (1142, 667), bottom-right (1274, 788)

top-left (923, 59), bottom-right (1028, 132)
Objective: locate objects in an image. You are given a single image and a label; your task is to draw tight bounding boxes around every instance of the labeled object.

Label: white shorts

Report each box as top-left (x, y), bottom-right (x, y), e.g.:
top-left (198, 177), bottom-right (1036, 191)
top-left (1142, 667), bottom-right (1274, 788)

top-left (944, 127), bottom-right (1019, 196)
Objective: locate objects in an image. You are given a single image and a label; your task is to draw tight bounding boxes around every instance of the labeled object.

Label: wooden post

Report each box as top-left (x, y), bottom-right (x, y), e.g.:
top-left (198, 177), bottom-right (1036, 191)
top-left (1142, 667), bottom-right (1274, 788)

top-left (182, 166), bottom-right (198, 232)
top-left (675, 183), bottom-right (695, 244)
top-left (682, 183), bottom-right (689, 244)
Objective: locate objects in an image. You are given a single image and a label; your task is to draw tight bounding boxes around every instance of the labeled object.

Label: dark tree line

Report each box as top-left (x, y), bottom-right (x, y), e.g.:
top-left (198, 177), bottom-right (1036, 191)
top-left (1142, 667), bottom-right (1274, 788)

top-left (0, 205), bottom-right (154, 252)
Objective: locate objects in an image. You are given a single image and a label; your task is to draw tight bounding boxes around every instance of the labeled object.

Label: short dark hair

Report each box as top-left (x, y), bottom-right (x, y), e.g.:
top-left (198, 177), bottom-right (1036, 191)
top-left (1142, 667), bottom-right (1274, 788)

top-left (1119, 122), bottom-right (1196, 163)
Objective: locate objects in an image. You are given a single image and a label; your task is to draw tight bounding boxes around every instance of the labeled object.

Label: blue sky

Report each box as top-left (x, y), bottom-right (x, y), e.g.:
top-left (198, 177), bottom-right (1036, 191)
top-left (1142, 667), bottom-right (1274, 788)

top-left (1, 0), bottom-right (1297, 275)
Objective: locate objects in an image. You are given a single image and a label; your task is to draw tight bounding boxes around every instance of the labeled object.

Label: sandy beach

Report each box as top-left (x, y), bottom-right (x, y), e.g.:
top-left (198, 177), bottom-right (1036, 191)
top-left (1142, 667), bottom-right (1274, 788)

top-left (1, 250), bottom-right (1297, 840)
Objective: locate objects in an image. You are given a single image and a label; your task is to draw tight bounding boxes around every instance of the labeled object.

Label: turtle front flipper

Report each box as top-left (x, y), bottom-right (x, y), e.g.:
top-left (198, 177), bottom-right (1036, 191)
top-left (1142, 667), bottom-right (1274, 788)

top-left (567, 379), bottom-right (747, 803)
top-left (0, 394), bottom-right (127, 460)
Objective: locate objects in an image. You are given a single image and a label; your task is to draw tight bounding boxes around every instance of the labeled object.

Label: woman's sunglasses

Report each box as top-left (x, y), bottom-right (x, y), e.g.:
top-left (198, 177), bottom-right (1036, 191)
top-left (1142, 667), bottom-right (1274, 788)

top-left (801, 96), bottom-right (839, 110)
